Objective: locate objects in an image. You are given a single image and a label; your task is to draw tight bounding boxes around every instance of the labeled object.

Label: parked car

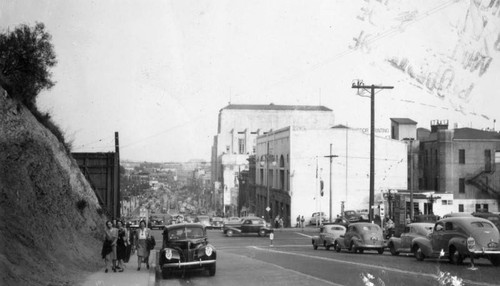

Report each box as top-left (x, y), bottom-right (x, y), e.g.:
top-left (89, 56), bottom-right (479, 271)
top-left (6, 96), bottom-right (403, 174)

top-left (334, 222), bottom-right (385, 254)
top-left (343, 210), bottom-right (369, 223)
top-left (312, 224), bottom-right (346, 250)
top-left (442, 212), bottom-right (473, 219)
top-left (195, 215), bottom-right (211, 228)
top-left (471, 211), bottom-right (500, 230)
top-left (209, 217), bottom-right (224, 230)
top-left (387, 223), bottom-right (434, 256)
top-left (223, 217), bottom-right (272, 237)
top-left (332, 217), bottom-right (350, 228)
top-left (159, 223), bottom-right (216, 278)
top-left (310, 212), bottom-right (327, 225)
top-left (412, 217), bottom-right (500, 266)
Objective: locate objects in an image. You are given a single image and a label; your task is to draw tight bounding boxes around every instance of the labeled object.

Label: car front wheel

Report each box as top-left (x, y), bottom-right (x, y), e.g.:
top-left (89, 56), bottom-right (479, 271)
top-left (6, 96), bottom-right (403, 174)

top-left (389, 243), bottom-right (399, 256)
top-left (208, 262), bottom-right (216, 276)
top-left (489, 255), bottom-right (500, 266)
top-left (414, 245), bottom-right (425, 261)
top-left (378, 248), bottom-right (384, 255)
top-left (449, 247), bottom-right (464, 265)
top-left (258, 229), bottom-right (267, 237)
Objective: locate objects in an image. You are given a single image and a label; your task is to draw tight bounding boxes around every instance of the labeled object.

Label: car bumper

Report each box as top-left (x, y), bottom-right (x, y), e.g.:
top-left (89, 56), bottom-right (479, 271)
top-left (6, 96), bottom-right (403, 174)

top-left (162, 259), bottom-right (216, 269)
top-left (470, 250), bottom-right (500, 254)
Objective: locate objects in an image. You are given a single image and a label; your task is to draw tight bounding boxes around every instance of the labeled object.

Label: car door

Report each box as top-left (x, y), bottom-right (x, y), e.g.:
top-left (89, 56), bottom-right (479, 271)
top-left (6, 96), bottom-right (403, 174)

top-left (400, 226), bottom-right (412, 250)
top-left (240, 219), bottom-right (253, 233)
top-left (318, 226), bottom-right (325, 244)
top-left (344, 225), bottom-right (355, 247)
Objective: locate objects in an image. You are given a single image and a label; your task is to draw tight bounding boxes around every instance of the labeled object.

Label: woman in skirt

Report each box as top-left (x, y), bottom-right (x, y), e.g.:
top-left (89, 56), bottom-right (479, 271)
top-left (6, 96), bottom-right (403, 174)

top-left (102, 220), bottom-right (118, 273)
top-left (116, 220), bottom-right (128, 271)
top-left (133, 220), bottom-right (151, 271)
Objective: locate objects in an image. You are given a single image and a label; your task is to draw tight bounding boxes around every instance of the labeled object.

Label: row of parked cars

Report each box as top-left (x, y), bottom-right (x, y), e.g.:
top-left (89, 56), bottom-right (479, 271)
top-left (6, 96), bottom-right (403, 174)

top-left (312, 212), bottom-right (500, 266)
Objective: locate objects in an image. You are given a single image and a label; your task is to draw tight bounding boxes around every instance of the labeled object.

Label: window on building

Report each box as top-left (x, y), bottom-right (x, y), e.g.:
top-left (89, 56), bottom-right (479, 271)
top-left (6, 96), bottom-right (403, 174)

top-left (459, 149), bottom-right (465, 164)
top-left (483, 204), bottom-right (489, 212)
top-left (458, 204), bottom-right (464, 212)
top-left (434, 177), bottom-right (439, 192)
top-left (475, 204), bottom-right (481, 212)
top-left (434, 149), bottom-right (438, 165)
top-left (485, 149), bottom-right (492, 172)
top-left (425, 150), bottom-right (429, 166)
top-left (459, 178), bottom-right (465, 193)
top-left (238, 138), bottom-right (245, 154)
top-left (418, 178), bottom-right (423, 190)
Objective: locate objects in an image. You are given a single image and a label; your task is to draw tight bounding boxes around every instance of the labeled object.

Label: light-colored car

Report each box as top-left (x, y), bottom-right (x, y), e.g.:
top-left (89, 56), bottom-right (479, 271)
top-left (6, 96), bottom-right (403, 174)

top-left (312, 224), bottom-right (346, 250)
top-left (195, 215), bottom-right (211, 228)
top-left (412, 217), bottom-right (500, 266)
top-left (310, 212), bottom-right (327, 225)
top-left (387, 223), bottom-right (433, 256)
top-left (334, 223), bottom-right (385, 254)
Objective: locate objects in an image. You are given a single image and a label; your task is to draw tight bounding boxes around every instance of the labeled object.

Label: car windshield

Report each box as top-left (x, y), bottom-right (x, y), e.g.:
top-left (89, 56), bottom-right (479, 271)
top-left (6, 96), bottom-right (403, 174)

top-left (470, 221), bottom-right (494, 228)
top-left (168, 227), bottom-right (205, 240)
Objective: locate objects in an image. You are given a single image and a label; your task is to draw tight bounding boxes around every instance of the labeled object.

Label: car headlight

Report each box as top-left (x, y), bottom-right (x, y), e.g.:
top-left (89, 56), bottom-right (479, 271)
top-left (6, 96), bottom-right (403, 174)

top-left (467, 236), bottom-right (476, 251)
top-left (205, 246), bottom-right (213, 256)
top-left (165, 249), bottom-right (172, 260)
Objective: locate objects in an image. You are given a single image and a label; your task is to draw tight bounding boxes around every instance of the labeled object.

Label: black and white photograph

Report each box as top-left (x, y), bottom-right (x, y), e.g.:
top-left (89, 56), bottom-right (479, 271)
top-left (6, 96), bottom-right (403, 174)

top-left (1, 1), bottom-right (500, 285)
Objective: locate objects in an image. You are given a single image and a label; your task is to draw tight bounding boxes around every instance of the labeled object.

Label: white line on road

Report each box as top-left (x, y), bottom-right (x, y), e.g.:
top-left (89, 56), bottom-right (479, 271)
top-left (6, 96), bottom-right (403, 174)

top-left (295, 232), bottom-right (313, 238)
top-left (248, 246), bottom-right (498, 286)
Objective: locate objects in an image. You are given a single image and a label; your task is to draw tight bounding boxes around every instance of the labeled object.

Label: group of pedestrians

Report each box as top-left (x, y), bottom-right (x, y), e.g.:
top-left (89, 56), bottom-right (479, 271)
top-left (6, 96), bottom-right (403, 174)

top-left (101, 219), bottom-right (153, 273)
top-left (296, 215), bottom-right (305, 228)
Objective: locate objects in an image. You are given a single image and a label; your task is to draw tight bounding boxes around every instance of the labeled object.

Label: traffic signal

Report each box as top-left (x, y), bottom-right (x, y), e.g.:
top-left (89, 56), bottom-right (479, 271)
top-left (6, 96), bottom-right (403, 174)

top-left (320, 180), bottom-right (324, 196)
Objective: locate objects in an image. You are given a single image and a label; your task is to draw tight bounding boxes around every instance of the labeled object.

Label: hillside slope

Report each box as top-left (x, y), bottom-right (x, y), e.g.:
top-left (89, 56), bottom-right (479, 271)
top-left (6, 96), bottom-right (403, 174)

top-left (0, 87), bottom-right (107, 286)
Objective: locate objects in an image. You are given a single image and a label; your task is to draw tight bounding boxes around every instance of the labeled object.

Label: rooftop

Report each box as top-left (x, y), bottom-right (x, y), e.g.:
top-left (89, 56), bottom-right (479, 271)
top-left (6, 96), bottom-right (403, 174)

top-left (390, 118), bottom-right (418, 125)
top-left (220, 103), bottom-right (332, 112)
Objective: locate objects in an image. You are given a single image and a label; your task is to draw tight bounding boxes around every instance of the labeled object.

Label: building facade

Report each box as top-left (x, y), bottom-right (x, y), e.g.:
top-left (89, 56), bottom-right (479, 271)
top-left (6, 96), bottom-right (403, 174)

top-left (211, 104), bottom-right (335, 217)
top-left (254, 125), bottom-right (408, 227)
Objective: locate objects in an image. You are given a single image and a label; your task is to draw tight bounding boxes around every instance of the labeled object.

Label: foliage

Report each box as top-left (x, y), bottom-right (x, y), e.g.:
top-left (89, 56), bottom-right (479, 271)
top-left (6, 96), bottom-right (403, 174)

top-left (76, 199), bottom-right (88, 212)
top-left (0, 22), bottom-right (57, 107)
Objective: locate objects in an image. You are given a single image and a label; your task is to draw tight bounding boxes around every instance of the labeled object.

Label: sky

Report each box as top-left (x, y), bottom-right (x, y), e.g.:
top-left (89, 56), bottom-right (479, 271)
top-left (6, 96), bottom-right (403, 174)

top-left (1, 0), bottom-right (500, 162)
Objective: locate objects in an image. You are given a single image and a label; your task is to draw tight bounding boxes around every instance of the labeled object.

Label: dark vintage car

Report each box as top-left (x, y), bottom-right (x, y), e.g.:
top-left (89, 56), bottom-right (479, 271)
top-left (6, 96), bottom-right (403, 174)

top-left (159, 223), bottom-right (216, 278)
top-left (387, 222), bottom-right (434, 256)
top-left (334, 222), bottom-right (385, 254)
top-left (209, 217), bottom-right (224, 230)
top-left (472, 212), bottom-right (500, 230)
top-left (412, 217), bottom-right (500, 266)
top-left (312, 224), bottom-right (346, 250)
top-left (223, 217), bottom-right (271, 237)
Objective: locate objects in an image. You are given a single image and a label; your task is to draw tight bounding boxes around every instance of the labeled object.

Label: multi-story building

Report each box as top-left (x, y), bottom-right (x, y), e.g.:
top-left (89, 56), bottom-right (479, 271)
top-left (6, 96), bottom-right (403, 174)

top-left (254, 125), bottom-right (408, 227)
top-left (391, 119), bottom-right (500, 217)
top-left (211, 104), bottom-right (335, 216)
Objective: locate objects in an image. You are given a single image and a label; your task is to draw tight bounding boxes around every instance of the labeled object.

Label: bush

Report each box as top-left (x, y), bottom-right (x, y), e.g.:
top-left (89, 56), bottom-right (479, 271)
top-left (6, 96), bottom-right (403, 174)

top-left (76, 199), bottom-right (88, 212)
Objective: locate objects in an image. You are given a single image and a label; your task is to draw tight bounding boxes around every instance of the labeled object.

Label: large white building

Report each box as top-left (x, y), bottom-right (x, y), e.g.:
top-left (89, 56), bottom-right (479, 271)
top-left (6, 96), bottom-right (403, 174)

top-left (211, 104), bottom-right (335, 216)
top-left (255, 125), bottom-right (408, 226)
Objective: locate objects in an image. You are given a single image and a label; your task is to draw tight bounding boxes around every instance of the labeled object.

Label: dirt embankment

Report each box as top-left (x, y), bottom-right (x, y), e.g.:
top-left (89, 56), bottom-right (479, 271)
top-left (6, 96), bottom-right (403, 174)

top-left (0, 87), bottom-right (107, 286)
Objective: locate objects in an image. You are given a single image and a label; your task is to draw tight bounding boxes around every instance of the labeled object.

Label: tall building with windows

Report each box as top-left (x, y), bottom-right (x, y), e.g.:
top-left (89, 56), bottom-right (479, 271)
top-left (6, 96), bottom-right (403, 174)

top-left (418, 120), bottom-right (500, 214)
top-left (211, 104), bottom-right (335, 216)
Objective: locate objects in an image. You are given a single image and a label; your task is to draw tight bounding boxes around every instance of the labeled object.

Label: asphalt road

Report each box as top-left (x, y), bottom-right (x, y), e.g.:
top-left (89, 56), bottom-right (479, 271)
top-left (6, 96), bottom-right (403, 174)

top-left (150, 228), bottom-right (500, 286)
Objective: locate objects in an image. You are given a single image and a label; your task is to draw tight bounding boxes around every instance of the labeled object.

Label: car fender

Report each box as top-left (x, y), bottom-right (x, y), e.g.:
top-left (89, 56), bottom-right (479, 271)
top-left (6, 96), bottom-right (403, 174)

top-left (448, 237), bottom-right (468, 254)
top-left (225, 226), bottom-right (242, 233)
top-left (335, 237), bottom-right (346, 248)
top-left (412, 237), bottom-right (433, 257)
top-left (388, 237), bottom-right (402, 250)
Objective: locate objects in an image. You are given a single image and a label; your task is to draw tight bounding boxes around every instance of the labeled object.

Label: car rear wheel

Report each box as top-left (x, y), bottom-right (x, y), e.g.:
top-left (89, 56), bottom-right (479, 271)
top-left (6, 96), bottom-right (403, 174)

top-left (258, 229), bottom-right (266, 237)
top-left (358, 249), bottom-right (364, 254)
top-left (378, 248), bottom-right (384, 255)
top-left (414, 245), bottom-right (425, 261)
top-left (449, 247), bottom-right (464, 265)
top-left (325, 243), bottom-right (331, 251)
top-left (389, 243), bottom-right (399, 256)
top-left (226, 230), bottom-right (234, 237)
top-left (313, 243), bottom-right (318, 250)
top-left (208, 262), bottom-right (216, 276)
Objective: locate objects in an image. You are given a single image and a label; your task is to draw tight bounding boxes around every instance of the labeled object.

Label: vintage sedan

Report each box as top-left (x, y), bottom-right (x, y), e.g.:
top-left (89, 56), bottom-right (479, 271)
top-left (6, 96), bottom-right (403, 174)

top-left (387, 223), bottom-right (433, 256)
top-left (334, 222), bottom-right (385, 254)
top-left (412, 217), bottom-right (500, 266)
top-left (159, 223), bottom-right (216, 278)
top-left (312, 224), bottom-right (346, 250)
top-left (223, 217), bottom-right (272, 237)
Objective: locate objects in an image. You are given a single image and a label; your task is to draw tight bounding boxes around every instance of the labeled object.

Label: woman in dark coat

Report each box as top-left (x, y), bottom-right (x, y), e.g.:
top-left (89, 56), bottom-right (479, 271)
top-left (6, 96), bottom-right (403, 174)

top-left (116, 220), bottom-right (128, 271)
top-left (101, 220), bottom-right (118, 273)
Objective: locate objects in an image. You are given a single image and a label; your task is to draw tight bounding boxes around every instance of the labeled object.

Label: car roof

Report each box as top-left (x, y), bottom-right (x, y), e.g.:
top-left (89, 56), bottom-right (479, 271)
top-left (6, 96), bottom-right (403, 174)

top-left (165, 223), bottom-right (205, 230)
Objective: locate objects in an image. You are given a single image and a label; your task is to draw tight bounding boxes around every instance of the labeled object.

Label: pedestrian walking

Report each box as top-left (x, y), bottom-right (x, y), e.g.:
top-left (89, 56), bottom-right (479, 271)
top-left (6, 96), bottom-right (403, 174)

top-left (296, 215), bottom-right (300, 228)
top-left (278, 217), bottom-right (284, 229)
top-left (274, 215), bottom-right (280, 228)
top-left (133, 220), bottom-right (152, 271)
top-left (116, 220), bottom-right (128, 272)
top-left (300, 216), bottom-right (305, 229)
top-left (101, 220), bottom-right (118, 273)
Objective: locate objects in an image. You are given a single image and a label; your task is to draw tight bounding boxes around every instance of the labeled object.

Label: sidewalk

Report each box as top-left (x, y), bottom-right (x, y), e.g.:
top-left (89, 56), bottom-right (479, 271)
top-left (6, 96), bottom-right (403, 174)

top-left (80, 251), bottom-right (156, 286)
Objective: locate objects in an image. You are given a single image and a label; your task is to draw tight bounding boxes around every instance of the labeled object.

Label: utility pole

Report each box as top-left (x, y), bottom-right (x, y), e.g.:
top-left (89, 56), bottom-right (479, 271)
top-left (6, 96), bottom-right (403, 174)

top-left (351, 81), bottom-right (394, 222)
top-left (324, 144), bottom-right (338, 222)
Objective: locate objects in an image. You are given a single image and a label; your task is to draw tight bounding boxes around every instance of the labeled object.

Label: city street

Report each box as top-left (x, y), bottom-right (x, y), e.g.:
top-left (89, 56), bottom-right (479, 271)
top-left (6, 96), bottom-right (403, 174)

top-left (150, 228), bottom-right (500, 286)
